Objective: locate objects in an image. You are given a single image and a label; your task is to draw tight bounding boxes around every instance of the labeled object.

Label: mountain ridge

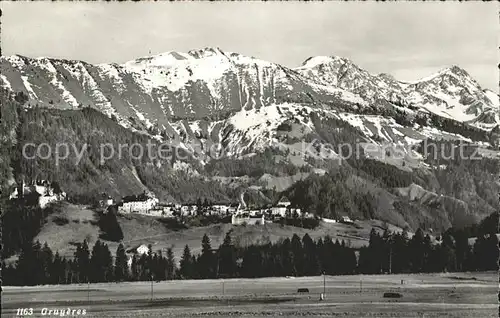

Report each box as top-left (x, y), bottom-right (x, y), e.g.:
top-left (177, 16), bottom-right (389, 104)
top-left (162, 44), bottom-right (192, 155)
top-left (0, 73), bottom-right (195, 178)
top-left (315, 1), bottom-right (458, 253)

top-left (2, 49), bottom-right (498, 128)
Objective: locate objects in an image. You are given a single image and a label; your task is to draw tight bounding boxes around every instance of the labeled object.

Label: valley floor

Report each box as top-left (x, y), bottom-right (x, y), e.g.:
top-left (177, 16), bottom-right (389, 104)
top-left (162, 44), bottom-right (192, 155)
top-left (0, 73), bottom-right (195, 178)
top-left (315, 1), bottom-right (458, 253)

top-left (2, 272), bottom-right (496, 318)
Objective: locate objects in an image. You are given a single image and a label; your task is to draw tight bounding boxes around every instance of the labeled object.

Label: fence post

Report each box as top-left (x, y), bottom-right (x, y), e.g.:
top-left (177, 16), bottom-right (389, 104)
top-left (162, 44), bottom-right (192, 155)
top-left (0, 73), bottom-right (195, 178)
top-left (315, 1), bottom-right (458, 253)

top-left (150, 275), bottom-right (154, 301)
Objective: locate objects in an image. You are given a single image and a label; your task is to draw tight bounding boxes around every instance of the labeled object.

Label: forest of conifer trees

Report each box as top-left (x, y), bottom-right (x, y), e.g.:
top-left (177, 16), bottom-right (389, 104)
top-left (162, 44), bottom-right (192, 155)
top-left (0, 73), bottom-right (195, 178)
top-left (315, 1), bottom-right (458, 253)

top-left (2, 220), bottom-right (498, 286)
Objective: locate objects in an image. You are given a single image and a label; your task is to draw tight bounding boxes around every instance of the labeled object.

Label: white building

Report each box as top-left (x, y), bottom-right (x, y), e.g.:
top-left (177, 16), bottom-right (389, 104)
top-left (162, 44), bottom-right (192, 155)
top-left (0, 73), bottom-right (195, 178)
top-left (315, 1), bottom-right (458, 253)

top-left (248, 209), bottom-right (262, 216)
top-left (118, 193), bottom-right (159, 214)
top-left (119, 198), bottom-right (158, 214)
top-left (271, 206), bottom-right (287, 217)
top-left (137, 244), bottom-right (150, 255)
top-left (231, 213), bottom-right (265, 225)
top-left (39, 195), bottom-right (60, 209)
top-left (180, 204), bottom-right (198, 216)
top-left (146, 208), bottom-right (165, 217)
top-left (277, 196), bottom-right (291, 207)
top-left (322, 218), bottom-right (337, 224)
top-left (126, 244), bottom-right (151, 267)
top-left (227, 203), bottom-right (239, 214)
top-left (212, 204), bottom-right (230, 214)
top-left (161, 205), bottom-right (176, 217)
top-left (99, 197), bottom-right (115, 209)
top-left (340, 216), bottom-right (353, 224)
top-left (270, 196), bottom-right (292, 217)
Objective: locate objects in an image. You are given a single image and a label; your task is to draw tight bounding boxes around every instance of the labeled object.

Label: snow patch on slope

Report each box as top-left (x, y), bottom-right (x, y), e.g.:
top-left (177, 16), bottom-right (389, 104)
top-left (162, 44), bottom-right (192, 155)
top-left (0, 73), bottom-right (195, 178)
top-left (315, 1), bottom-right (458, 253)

top-left (6, 55), bottom-right (27, 69)
top-left (0, 74), bottom-right (12, 90)
top-left (123, 51), bottom-right (233, 97)
top-left (229, 104), bottom-right (282, 131)
top-left (97, 64), bottom-right (126, 93)
top-left (132, 108), bottom-right (154, 129)
top-left (21, 76), bottom-right (38, 99)
top-left (33, 58), bottom-right (79, 107)
top-left (298, 56), bottom-right (337, 69)
top-left (484, 89), bottom-right (499, 108)
top-left (51, 78), bottom-right (79, 107)
top-left (76, 62), bottom-right (118, 118)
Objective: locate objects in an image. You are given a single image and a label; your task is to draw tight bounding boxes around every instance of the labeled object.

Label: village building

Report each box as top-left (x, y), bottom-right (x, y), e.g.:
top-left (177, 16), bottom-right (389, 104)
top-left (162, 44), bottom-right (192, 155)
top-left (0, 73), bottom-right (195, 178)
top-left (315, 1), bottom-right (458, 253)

top-left (277, 196), bottom-right (291, 207)
top-left (136, 244), bottom-right (150, 255)
top-left (231, 213), bottom-right (265, 225)
top-left (227, 203), bottom-right (239, 214)
top-left (126, 244), bottom-right (151, 268)
top-left (162, 208), bottom-right (175, 218)
top-left (156, 203), bottom-right (176, 218)
top-left (39, 194), bottom-right (64, 209)
top-left (340, 216), bottom-right (354, 224)
top-left (211, 203), bottom-right (231, 215)
top-left (322, 217), bottom-right (337, 224)
top-left (180, 204), bottom-right (198, 216)
top-left (146, 207), bottom-right (165, 217)
top-left (118, 192), bottom-right (159, 214)
top-left (127, 244), bottom-right (150, 255)
top-left (248, 209), bottom-right (262, 216)
top-left (98, 194), bottom-right (114, 209)
top-left (302, 211), bottom-right (315, 219)
top-left (271, 196), bottom-right (292, 217)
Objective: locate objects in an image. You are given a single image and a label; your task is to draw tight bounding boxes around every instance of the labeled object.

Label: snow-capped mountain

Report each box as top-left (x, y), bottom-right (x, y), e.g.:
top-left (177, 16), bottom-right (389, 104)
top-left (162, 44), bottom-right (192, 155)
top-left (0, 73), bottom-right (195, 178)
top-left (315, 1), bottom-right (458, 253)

top-left (296, 56), bottom-right (498, 126)
top-left (1, 48), bottom-right (498, 156)
top-left (0, 48), bottom-right (366, 128)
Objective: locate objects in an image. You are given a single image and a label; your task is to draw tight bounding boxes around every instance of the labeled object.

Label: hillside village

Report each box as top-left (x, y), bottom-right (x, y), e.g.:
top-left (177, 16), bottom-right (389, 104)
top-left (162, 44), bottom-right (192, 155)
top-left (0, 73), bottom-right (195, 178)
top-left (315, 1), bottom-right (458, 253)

top-left (8, 178), bottom-right (354, 228)
top-left (103, 190), bottom-right (323, 226)
top-left (6, 179), bottom-right (359, 273)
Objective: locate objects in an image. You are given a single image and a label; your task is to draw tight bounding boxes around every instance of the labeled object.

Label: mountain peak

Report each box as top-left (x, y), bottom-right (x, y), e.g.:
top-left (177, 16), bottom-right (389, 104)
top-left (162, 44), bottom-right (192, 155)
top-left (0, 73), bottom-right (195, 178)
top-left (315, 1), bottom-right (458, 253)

top-left (377, 73), bottom-right (397, 82)
top-left (187, 47), bottom-right (225, 59)
top-left (446, 65), bottom-right (467, 74)
top-left (299, 55), bottom-right (349, 68)
top-left (409, 65), bottom-right (472, 84)
top-left (124, 51), bottom-right (192, 68)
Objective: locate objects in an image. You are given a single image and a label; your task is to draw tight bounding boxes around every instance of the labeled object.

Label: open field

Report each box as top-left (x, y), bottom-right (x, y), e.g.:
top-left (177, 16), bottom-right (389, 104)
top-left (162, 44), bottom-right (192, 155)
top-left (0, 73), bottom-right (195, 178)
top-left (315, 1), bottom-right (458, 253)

top-left (2, 272), bottom-right (497, 318)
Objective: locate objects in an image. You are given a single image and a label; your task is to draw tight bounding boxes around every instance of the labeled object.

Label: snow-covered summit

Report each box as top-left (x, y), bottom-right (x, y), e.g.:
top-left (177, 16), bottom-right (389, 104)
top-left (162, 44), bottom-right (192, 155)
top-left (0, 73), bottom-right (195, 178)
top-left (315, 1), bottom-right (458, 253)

top-left (295, 55), bottom-right (498, 126)
top-left (1, 49), bottom-right (498, 135)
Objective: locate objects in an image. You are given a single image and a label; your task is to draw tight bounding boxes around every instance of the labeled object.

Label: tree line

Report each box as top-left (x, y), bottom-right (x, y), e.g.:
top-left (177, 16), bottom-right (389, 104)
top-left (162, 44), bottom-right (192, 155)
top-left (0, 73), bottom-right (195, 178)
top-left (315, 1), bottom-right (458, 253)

top-left (1, 199), bottom-right (58, 259)
top-left (359, 227), bottom-right (498, 274)
top-left (3, 223), bottom-right (498, 286)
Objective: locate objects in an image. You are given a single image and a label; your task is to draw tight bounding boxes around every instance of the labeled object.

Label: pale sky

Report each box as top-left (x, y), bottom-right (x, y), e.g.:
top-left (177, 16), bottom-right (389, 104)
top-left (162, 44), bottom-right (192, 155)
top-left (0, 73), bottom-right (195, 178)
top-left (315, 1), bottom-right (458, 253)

top-left (1, 2), bottom-right (498, 92)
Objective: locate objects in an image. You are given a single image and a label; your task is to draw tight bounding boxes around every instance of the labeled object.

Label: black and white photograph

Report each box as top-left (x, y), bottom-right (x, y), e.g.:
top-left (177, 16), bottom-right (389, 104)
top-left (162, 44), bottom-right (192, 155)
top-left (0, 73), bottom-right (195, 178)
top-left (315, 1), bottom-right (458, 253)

top-left (0, 1), bottom-right (498, 317)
